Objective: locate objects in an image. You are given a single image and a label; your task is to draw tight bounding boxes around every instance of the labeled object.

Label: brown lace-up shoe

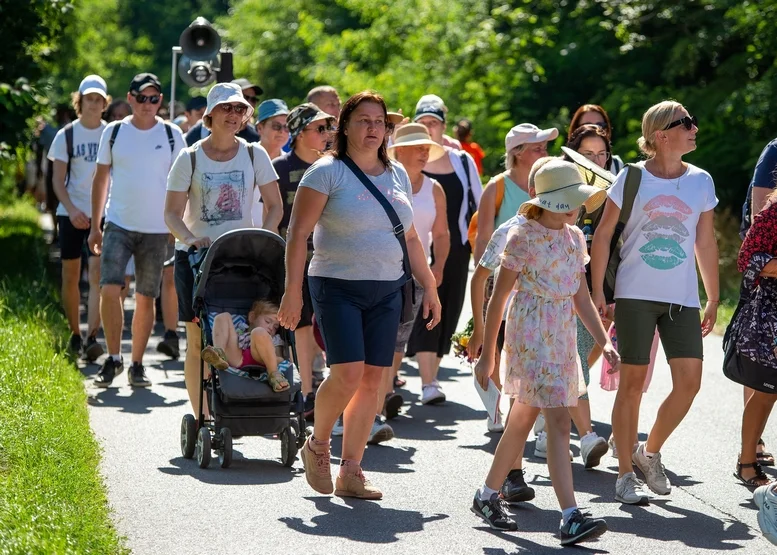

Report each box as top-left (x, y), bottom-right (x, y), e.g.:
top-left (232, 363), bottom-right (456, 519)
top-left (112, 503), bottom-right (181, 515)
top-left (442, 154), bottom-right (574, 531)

top-left (300, 437), bottom-right (333, 494)
top-left (334, 469), bottom-right (383, 500)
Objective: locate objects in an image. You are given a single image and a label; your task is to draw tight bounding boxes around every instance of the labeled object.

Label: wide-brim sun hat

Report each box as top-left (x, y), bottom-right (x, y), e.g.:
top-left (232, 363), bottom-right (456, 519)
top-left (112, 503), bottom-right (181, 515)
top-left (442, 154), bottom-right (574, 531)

top-left (560, 146), bottom-right (616, 191)
top-left (204, 82), bottom-right (254, 120)
top-left (387, 123), bottom-right (446, 162)
top-left (506, 123), bottom-right (559, 152)
top-left (518, 159), bottom-right (608, 215)
top-left (387, 111), bottom-right (405, 125)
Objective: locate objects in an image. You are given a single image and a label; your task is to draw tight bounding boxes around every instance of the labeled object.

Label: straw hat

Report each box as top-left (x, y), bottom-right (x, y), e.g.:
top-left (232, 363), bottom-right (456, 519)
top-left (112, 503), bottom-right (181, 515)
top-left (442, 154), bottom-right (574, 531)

top-left (387, 123), bottom-right (446, 162)
top-left (519, 159), bottom-right (608, 215)
top-left (560, 146), bottom-right (616, 190)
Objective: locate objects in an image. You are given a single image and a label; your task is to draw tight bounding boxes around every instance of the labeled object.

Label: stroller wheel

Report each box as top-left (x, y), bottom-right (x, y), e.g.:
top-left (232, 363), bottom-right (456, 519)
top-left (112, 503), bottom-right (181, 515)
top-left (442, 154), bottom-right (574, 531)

top-left (281, 426), bottom-right (298, 468)
top-left (196, 427), bottom-right (211, 469)
top-left (218, 428), bottom-right (233, 469)
top-left (181, 414), bottom-right (196, 459)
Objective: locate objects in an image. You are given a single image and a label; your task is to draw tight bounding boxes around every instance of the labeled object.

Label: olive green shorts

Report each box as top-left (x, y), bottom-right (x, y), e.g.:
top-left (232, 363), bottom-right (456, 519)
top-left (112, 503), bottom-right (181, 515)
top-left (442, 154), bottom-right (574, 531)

top-left (614, 298), bottom-right (703, 365)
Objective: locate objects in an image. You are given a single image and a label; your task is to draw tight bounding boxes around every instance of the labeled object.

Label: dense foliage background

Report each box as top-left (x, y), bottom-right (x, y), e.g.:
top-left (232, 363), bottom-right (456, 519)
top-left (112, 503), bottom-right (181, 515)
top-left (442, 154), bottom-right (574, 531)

top-left (3, 0), bottom-right (777, 213)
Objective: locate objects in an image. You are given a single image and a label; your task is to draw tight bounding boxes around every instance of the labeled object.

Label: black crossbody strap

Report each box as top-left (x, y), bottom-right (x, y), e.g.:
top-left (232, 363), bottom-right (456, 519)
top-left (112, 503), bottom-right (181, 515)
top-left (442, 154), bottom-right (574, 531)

top-left (341, 155), bottom-right (412, 280)
top-left (609, 164), bottom-right (642, 253)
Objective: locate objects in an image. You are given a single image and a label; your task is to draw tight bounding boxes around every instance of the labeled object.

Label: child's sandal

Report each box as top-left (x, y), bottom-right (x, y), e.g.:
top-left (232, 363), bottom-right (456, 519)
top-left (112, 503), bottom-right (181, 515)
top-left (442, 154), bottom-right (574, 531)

top-left (201, 346), bottom-right (229, 371)
top-left (268, 371), bottom-right (290, 393)
top-left (734, 460), bottom-right (770, 488)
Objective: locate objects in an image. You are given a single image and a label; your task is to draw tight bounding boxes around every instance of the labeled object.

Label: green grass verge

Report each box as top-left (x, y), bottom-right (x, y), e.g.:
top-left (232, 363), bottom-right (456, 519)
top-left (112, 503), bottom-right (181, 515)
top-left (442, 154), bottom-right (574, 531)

top-left (0, 200), bottom-right (127, 554)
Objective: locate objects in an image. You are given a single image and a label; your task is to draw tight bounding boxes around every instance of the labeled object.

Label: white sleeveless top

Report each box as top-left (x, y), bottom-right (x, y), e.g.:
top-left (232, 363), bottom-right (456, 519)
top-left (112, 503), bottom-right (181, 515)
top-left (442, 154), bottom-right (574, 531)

top-left (413, 175), bottom-right (436, 259)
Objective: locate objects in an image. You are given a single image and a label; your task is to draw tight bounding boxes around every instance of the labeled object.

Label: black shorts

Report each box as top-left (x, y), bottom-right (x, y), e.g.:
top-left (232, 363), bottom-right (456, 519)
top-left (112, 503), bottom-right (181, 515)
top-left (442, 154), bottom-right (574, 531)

top-left (497, 321), bottom-right (506, 353)
top-left (299, 265), bottom-right (314, 329)
top-left (57, 216), bottom-right (104, 260)
top-left (174, 249), bottom-right (196, 323)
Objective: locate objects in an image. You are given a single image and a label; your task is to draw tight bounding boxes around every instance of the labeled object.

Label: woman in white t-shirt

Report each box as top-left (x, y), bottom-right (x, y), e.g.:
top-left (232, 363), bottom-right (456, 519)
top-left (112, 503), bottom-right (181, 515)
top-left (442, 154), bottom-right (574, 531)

top-left (590, 101), bottom-right (719, 505)
top-left (164, 83), bottom-right (283, 419)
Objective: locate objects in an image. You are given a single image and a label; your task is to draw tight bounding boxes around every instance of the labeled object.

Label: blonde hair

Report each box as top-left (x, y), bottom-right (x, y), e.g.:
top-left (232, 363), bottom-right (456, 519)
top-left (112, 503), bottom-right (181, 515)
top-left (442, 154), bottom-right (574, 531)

top-left (71, 91), bottom-right (111, 118)
top-left (637, 100), bottom-right (683, 158)
top-left (249, 300), bottom-right (279, 317)
top-left (202, 114), bottom-right (213, 130)
top-left (523, 205), bottom-right (545, 221)
top-left (504, 144), bottom-right (526, 170)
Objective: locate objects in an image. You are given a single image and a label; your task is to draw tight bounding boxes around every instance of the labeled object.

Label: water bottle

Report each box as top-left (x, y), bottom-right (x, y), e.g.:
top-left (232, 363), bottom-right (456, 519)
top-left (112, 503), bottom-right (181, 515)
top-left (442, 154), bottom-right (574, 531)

top-left (582, 218), bottom-right (594, 250)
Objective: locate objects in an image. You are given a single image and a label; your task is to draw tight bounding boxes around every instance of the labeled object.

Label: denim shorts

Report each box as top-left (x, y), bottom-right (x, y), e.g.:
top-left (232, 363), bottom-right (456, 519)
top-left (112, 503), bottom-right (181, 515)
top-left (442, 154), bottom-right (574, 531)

top-left (309, 276), bottom-right (403, 367)
top-left (100, 222), bottom-right (169, 297)
top-left (615, 298), bottom-right (703, 365)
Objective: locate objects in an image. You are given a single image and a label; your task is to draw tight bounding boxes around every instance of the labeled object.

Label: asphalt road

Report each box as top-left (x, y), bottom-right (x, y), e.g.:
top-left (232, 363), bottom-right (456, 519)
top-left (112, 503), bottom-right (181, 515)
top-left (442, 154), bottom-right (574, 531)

top-left (81, 283), bottom-right (776, 554)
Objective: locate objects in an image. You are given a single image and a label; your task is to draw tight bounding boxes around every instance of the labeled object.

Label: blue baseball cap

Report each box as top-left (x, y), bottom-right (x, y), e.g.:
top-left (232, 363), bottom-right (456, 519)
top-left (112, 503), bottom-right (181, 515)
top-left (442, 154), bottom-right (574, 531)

top-left (257, 99), bottom-right (289, 123)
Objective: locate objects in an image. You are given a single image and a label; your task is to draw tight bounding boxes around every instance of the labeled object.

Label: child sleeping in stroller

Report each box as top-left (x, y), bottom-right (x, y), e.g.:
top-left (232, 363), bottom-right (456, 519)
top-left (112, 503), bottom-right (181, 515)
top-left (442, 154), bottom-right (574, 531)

top-left (201, 300), bottom-right (291, 393)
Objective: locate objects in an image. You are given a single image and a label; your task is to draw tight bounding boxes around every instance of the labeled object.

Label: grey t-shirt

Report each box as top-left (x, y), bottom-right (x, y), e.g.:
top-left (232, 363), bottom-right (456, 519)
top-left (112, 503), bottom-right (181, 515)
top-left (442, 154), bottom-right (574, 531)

top-left (300, 156), bottom-right (414, 281)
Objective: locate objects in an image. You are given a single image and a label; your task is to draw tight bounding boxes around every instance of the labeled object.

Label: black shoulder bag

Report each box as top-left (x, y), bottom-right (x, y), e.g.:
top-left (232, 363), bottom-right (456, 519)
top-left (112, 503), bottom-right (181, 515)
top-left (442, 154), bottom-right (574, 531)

top-left (341, 155), bottom-right (416, 323)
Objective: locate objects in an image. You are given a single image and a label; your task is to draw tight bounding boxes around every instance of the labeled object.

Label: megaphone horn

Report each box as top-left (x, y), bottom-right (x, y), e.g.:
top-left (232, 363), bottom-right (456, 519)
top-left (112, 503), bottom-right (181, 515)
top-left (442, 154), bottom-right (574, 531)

top-left (179, 17), bottom-right (221, 60)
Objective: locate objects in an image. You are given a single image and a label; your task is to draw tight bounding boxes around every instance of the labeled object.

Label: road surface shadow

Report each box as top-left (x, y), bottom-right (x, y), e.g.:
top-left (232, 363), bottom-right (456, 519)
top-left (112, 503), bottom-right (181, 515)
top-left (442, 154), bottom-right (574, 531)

top-left (279, 497), bottom-right (448, 542)
top-left (327, 439), bottom-right (417, 474)
top-left (159, 455), bottom-right (300, 485)
top-left (87, 386), bottom-right (187, 414)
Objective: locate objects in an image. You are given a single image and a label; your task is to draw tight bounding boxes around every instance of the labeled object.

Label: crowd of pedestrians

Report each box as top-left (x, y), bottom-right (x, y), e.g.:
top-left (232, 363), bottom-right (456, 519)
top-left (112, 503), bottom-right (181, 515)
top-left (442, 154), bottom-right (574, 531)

top-left (41, 68), bottom-right (777, 546)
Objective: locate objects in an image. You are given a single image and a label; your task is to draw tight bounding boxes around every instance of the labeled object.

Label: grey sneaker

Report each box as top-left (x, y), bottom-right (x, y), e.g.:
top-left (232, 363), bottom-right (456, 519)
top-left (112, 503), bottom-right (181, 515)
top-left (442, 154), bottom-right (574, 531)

top-left (632, 444), bottom-right (671, 495)
top-left (580, 433), bottom-right (608, 469)
top-left (615, 472), bottom-right (650, 505)
top-left (367, 415), bottom-right (394, 445)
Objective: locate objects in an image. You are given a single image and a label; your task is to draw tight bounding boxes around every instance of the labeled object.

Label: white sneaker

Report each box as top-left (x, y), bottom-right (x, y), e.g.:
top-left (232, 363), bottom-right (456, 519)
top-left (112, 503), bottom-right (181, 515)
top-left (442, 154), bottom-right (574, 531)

top-left (580, 433), bottom-right (608, 469)
top-left (755, 483), bottom-right (772, 509)
top-left (534, 412), bottom-right (546, 436)
top-left (534, 431), bottom-right (573, 460)
top-left (421, 381), bottom-right (446, 405)
top-left (331, 415), bottom-right (344, 437)
top-left (632, 444), bottom-right (671, 495)
top-left (609, 436), bottom-right (639, 459)
top-left (615, 472), bottom-right (650, 505)
top-left (487, 410), bottom-right (504, 433)
top-left (367, 415), bottom-right (394, 445)
top-left (758, 483), bottom-right (777, 545)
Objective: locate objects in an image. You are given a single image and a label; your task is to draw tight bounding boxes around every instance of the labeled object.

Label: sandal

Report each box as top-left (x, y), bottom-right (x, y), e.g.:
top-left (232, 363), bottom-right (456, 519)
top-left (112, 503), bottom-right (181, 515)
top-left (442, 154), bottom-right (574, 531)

top-left (393, 375), bottom-right (407, 389)
top-left (267, 370), bottom-right (290, 393)
top-left (734, 460), bottom-right (770, 488)
top-left (201, 346), bottom-right (229, 370)
top-left (758, 438), bottom-right (775, 466)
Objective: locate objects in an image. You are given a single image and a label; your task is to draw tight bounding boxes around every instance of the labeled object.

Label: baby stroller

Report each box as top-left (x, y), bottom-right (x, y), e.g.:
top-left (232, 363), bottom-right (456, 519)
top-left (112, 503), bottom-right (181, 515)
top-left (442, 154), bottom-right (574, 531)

top-left (179, 229), bottom-right (307, 469)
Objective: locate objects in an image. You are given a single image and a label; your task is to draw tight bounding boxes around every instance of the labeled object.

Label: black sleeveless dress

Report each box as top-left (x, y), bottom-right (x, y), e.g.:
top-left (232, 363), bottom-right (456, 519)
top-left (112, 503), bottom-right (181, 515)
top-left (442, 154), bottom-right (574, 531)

top-left (406, 169), bottom-right (471, 357)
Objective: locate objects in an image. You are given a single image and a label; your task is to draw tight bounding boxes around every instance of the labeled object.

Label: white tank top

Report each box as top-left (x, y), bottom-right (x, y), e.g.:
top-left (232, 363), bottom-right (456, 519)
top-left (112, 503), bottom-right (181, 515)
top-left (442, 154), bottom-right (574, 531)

top-left (413, 175), bottom-right (436, 259)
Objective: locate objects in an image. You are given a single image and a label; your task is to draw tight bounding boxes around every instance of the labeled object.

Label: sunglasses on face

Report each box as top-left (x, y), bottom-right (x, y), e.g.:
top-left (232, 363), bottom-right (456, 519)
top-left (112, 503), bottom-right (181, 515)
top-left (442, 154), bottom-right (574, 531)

top-left (219, 103), bottom-right (249, 116)
top-left (243, 95), bottom-right (258, 104)
top-left (132, 93), bottom-right (161, 105)
top-left (664, 115), bottom-right (698, 131)
top-left (306, 124), bottom-right (332, 135)
top-left (270, 122), bottom-right (289, 132)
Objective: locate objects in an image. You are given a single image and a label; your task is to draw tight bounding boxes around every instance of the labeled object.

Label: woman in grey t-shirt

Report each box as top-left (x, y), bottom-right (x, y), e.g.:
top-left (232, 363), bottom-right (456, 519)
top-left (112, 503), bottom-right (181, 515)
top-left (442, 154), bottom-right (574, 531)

top-left (279, 91), bottom-right (441, 500)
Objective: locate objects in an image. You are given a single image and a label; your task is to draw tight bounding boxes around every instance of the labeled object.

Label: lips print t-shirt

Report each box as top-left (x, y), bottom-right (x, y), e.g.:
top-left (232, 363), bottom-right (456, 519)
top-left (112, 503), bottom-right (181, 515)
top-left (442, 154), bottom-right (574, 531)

top-left (607, 162), bottom-right (717, 308)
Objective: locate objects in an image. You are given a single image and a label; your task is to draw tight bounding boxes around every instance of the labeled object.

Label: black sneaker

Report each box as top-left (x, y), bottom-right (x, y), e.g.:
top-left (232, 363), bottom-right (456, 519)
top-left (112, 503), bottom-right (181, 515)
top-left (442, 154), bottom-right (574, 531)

top-left (500, 469), bottom-right (536, 504)
top-left (383, 392), bottom-right (403, 420)
top-left (94, 357), bottom-right (123, 388)
top-left (156, 330), bottom-right (180, 360)
top-left (68, 333), bottom-right (83, 356)
top-left (83, 335), bottom-right (104, 363)
top-left (304, 392), bottom-right (316, 420)
top-left (128, 362), bottom-right (151, 387)
top-left (471, 492), bottom-right (518, 531)
top-left (559, 510), bottom-right (607, 546)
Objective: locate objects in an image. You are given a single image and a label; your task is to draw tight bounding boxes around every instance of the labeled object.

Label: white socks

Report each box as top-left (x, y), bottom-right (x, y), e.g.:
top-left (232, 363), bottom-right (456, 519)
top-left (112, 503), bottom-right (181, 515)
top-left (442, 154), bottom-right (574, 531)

top-left (479, 485), bottom-right (498, 501)
top-left (561, 506), bottom-right (578, 525)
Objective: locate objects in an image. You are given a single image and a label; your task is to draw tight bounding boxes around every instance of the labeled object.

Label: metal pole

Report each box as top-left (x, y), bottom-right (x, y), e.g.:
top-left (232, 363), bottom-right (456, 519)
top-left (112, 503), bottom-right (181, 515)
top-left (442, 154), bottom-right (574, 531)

top-left (170, 46), bottom-right (181, 119)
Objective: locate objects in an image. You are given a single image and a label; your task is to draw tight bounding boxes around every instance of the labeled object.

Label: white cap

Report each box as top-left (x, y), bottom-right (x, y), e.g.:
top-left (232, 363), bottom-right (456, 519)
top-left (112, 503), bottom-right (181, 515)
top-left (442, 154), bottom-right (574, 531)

top-left (79, 75), bottom-right (108, 99)
top-left (414, 94), bottom-right (447, 122)
top-left (204, 82), bottom-right (254, 120)
top-left (505, 123), bottom-right (559, 152)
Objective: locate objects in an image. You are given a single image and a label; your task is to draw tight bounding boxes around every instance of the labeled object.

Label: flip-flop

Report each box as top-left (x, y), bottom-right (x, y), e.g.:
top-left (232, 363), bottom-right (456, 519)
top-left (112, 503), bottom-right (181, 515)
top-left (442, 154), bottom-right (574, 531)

top-left (201, 346), bottom-right (229, 370)
top-left (268, 370), bottom-right (290, 393)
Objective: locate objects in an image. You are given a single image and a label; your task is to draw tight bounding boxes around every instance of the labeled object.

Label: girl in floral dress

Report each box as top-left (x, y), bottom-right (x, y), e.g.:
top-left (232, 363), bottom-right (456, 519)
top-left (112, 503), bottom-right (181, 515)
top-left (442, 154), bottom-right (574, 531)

top-left (471, 159), bottom-right (620, 546)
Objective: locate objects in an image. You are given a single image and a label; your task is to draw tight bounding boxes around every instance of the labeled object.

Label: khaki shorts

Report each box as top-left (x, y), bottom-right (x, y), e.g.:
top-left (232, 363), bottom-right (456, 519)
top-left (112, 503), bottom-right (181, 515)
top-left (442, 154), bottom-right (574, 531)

top-left (614, 298), bottom-right (703, 365)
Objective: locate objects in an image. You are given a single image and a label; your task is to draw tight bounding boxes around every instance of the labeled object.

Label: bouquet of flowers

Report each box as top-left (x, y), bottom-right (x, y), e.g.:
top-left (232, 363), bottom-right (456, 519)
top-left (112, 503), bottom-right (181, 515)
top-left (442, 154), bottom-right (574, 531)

top-left (451, 317), bottom-right (474, 360)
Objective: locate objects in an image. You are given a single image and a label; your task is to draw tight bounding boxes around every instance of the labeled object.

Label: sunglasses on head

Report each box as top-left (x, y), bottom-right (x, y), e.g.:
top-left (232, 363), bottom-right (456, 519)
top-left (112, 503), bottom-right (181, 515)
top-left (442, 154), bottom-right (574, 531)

top-left (132, 93), bottom-right (161, 105)
top-left (664, 115), bottom-right (697, 131)
top-left (219, 103), bottom-right (249, 115)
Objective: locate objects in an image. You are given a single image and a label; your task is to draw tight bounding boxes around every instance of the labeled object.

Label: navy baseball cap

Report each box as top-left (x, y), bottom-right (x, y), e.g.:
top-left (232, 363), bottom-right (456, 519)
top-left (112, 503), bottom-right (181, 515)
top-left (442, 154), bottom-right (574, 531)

top-left (129, 73), bottom-right (162, 94)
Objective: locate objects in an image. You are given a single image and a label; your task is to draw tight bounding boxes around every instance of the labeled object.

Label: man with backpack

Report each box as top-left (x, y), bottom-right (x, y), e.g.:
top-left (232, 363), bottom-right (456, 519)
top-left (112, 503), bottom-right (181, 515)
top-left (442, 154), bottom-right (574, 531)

top-left (88, 73), bottom-right (185, 388)
top-left (49, 75), bottom-right (110, 361)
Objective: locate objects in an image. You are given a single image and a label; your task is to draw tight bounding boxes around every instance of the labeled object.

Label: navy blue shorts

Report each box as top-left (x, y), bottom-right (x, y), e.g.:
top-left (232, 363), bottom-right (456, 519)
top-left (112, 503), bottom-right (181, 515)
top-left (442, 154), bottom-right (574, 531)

top-left (308, 276), bottom-right (403, 367)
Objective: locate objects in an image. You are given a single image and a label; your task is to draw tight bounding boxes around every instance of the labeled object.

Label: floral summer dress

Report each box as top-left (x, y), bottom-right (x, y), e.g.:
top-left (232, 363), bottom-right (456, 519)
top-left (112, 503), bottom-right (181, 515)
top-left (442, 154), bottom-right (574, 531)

top-left (501, 220), bottom-right (589, 408)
